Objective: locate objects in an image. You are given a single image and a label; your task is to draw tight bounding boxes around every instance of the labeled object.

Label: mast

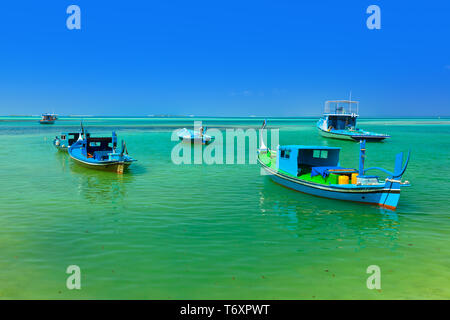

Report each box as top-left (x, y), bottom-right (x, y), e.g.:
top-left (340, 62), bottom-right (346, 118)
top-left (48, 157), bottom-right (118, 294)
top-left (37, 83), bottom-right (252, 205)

top-left (358, 139), bottom-right (366, 176)
top-left (259, 119), bottom-right (268, 151)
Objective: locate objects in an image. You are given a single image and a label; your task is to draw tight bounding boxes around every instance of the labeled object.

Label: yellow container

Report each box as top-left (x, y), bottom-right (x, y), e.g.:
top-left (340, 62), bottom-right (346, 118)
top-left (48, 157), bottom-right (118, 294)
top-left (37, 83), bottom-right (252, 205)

top-left (351, 173), bottom-right (358, 184)
top-left (338, 175), bottom-right (349, 185)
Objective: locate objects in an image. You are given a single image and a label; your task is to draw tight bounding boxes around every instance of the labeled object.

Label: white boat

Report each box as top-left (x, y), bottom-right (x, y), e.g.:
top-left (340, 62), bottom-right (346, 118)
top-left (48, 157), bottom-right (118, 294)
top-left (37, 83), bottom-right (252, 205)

top-left (317, 100), bottom-right (390, 142)
top-left (177, 128), bottom-right (214, 144)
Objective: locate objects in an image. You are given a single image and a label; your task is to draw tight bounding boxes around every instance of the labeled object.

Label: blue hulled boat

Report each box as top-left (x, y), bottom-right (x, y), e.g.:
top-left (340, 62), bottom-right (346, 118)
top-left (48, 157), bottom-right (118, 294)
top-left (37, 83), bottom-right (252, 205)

top-left (317, 100), bottom-right (390, 141)
top-left (68, 131), bottom-right (136, 173)
top-left (258, 122), bottom-right (410, 210)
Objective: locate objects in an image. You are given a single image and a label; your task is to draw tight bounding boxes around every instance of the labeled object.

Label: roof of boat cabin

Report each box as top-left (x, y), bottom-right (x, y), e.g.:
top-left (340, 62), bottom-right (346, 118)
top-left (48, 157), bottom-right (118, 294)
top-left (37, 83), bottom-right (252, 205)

top-left (87, 137), bottom-right (113, 142)
top-left (325, 100), bottom-right (359, 104)
top-left (279, 145), bottom-right (341, 150)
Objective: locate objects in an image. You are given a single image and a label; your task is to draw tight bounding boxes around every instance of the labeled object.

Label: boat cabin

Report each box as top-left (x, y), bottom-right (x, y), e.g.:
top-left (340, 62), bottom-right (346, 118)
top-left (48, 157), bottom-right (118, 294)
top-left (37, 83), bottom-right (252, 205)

top-left (41, 114), bottom-right (57, 121)
top-left (81, 133), bottom-right (118, 161)
top-left (323, 100), bottom-right (358, 130)
top-left (277, 145), bottom-right (341, 176)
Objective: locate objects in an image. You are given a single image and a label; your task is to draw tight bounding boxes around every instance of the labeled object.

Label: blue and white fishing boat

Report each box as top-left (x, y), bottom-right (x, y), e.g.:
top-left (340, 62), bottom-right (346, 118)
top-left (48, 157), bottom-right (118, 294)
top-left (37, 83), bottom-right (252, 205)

top-left (68, 131), bottom-right (136, 173)
top-left (53, 123), bottom-right (89, 151)
top-left (54, 132), bottom-right (84, 151)
top-left (39, 113), bottom-right (58, 124)
top-left (258, 122), bottom-right (410, 210)
top-left (178, 127), bottom-right (214, 144)
top-left (317, 100), bottom-right (390, 141)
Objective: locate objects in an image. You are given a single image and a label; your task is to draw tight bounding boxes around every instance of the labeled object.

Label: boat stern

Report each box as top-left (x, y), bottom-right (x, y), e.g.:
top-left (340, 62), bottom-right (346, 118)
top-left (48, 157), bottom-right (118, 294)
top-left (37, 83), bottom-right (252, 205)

top-left (350, 133), bottom-right (390, 142)
top-left (378, 178), bottom-right (408, 210)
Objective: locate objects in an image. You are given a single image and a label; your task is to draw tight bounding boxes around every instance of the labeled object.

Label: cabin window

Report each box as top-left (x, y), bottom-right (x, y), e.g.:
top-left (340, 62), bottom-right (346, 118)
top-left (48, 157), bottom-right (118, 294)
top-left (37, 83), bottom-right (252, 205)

top-left (61, 135), bottom-right (66, 140)
top-left (280, 149), bottom-right (291, 159)
top-left (89, 142), bottom-right (101, 147)
top-left (313, 150), bottom-right (329, 159)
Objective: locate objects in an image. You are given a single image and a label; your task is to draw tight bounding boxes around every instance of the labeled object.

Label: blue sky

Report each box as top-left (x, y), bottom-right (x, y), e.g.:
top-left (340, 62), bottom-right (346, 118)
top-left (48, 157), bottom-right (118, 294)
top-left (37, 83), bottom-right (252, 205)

top-left (0, 0), bottom-right (449, 116)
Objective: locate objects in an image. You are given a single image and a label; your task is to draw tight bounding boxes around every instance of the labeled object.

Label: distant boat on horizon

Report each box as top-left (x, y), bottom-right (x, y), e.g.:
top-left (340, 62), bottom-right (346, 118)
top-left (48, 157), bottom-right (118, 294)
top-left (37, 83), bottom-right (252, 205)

top-left (39, 113), bottom-right (58, 124)
top-left (317, 100), bottom-right (390, 142)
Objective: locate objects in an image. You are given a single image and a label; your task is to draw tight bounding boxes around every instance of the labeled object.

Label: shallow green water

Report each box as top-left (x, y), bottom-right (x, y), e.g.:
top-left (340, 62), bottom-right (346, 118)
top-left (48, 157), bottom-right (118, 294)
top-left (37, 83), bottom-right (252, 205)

top-left (0, 117), bottom-right (449, 299)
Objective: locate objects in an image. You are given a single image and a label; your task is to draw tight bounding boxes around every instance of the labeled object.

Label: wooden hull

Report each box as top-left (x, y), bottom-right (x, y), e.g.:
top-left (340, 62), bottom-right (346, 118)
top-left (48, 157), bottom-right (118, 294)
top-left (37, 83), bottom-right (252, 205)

top-left (258, 158), bottom-right (402, 210)
top-left (39, 121), bottom-right (55, 124)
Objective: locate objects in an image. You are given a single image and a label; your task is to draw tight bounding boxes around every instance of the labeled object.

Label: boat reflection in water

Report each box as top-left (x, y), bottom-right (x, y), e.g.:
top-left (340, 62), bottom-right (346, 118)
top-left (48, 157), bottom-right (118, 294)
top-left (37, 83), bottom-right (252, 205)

top-left (55, 148), bottom-right (145, 205)
top-left (68, 161), bottom-right (137, 205)
top-left (257, 183), bottom-right (400, 250)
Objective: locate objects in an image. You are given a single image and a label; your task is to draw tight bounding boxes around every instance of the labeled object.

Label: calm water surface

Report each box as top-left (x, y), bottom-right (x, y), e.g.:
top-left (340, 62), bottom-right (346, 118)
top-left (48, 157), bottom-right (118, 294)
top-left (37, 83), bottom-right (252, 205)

top-left (0, 117), bottom-right (449, 299)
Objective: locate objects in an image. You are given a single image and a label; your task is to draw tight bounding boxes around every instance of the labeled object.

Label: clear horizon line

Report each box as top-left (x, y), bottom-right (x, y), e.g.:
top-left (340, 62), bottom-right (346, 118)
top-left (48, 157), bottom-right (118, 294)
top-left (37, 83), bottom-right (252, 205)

top-left (2, 114), bottom-right (450, 119)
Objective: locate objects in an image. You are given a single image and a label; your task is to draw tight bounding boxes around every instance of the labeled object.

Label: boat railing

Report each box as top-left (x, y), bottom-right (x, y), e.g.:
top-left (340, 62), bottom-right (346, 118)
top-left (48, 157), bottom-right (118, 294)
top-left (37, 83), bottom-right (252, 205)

top-left (324, 100), bottom-right (359, 116)
top-left (363, 150), bottom-right (410, 179)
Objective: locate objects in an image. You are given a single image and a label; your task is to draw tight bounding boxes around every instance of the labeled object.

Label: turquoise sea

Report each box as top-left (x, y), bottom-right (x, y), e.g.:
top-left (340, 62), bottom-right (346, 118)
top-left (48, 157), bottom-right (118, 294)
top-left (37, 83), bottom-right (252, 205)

top-left (0, 116), bottom-right (449, 299)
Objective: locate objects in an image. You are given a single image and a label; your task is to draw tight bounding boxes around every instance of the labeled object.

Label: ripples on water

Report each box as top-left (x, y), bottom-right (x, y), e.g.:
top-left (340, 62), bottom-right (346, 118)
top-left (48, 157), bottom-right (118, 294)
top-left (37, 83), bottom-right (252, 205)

top-left (0, 117), bottom-right (448, 299)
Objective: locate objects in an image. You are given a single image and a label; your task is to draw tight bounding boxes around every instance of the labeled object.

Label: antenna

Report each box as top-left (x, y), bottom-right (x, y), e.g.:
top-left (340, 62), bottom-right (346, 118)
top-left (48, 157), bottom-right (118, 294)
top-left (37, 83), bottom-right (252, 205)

top-left (349, 90), bottom-right (355, 115)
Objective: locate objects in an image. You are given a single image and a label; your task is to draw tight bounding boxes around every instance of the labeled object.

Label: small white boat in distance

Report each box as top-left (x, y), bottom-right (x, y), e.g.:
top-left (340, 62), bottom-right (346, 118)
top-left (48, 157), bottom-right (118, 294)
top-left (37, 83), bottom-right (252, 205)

top-left (177, 127), bottom-right (214, 144)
